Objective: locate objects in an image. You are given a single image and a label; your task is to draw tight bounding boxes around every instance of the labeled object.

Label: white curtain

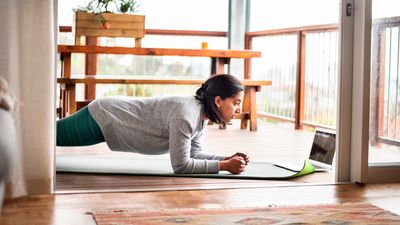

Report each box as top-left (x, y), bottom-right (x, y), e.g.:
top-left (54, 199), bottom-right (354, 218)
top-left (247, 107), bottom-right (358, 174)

top-left (0, 0), bottom-right (55, 196)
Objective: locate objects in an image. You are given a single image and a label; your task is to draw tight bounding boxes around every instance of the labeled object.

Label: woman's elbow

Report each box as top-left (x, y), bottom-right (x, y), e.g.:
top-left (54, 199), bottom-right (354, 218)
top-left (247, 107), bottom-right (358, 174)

top-left (173, 169), bottom-right (186, 174)
top-left (172, 162), bottom-right (194, 174)
top-left (172, 166), bottom-right (190, 174)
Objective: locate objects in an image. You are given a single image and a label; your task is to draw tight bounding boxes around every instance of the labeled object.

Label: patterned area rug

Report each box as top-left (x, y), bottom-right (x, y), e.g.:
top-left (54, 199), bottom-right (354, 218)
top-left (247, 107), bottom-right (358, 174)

top-left (91, 202), bottom-right (400, 225)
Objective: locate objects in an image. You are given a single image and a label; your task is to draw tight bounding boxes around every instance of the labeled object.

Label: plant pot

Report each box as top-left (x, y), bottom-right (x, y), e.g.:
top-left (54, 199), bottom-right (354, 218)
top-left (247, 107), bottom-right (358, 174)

top-left (73, 12), bottom-right (145, 47)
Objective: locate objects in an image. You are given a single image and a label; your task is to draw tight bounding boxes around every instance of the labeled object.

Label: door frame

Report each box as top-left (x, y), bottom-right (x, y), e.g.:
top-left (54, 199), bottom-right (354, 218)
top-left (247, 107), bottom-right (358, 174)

top-left (337, 0), bottom-right (400, 183)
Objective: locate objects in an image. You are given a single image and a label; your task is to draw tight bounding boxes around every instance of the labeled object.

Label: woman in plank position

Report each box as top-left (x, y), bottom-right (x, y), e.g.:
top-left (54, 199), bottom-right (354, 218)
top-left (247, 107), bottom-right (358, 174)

top-left (57, 74), bottom-right (249, 174)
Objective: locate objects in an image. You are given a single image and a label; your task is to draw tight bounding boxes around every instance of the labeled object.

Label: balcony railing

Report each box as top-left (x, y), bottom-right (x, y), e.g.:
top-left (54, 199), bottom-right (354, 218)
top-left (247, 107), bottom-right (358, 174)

top-left (246, 24), bottom-right (339, 130)
top-left (245, 17), bottom-right (400, 147)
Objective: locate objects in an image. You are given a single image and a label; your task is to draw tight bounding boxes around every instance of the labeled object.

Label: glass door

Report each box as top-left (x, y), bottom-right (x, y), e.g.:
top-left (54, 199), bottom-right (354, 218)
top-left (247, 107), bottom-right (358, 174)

top-left (337, 0), bottom-right (400, 183)
top-left (368, 0), bottom-right (400, 181)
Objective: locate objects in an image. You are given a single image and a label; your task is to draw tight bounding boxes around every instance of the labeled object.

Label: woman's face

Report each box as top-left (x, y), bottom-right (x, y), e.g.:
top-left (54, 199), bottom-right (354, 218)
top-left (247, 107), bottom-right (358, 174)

top-left (215, 91), bottom-right (244, 123)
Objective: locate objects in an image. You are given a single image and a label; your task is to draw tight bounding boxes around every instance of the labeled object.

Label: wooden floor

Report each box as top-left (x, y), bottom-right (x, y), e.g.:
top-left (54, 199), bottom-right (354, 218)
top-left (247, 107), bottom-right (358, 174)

top-left (1, 183), bottom-right (400, 224)
top-left (55, 119), bottom-right (334, 192)
top-left (1, 120), bottom-right (400, 224)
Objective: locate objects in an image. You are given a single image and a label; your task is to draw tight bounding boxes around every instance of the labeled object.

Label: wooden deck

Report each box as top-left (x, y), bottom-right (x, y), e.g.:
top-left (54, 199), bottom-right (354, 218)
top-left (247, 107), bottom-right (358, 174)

top-left (56, 119), bottom-right (335, 193)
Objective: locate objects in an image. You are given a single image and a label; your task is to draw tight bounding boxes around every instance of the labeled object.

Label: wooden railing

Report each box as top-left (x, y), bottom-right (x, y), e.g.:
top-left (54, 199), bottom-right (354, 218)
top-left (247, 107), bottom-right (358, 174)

top-left (245, 17), bottom-right (400, 147)
top-left (245, 24), bottom-right (339, 130)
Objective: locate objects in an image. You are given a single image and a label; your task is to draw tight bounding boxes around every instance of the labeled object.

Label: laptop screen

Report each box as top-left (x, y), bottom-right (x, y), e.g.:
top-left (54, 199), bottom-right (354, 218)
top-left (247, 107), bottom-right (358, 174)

top-left (309, 129), bottom-right (336, 165)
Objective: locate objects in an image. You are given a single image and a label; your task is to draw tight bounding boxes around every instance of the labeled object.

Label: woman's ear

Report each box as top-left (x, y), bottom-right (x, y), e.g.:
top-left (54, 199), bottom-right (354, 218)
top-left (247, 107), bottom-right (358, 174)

top-left (214, 96), bottom-right (222, 109)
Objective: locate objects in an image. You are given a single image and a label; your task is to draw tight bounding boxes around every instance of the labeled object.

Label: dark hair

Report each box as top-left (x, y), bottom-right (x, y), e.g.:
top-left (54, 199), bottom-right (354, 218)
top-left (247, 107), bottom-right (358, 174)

top-left (195, 74), bottom-right (244, 124)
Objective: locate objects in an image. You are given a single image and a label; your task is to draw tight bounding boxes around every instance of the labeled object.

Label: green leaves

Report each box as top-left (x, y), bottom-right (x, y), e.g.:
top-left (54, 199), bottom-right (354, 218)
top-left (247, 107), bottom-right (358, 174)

top-left (118, 0), bottom-right (139, 13)
top-left (75, 0), bottom-right (140, 14)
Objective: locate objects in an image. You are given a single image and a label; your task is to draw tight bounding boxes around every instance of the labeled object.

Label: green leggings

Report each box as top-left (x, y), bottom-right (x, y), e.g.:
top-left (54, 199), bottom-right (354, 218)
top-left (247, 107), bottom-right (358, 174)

top-left (57, 106), bottom-right (105, 146)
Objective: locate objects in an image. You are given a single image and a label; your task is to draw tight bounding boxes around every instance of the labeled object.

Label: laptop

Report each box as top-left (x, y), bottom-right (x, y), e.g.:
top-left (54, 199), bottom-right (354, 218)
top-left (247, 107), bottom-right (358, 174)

top-left (273, 128), bottom-right (336, 172)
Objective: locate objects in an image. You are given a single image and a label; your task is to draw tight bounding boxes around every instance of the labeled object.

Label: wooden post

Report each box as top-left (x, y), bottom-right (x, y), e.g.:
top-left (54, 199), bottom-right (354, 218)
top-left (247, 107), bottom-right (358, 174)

top-left (211, 57), bottom-right (230, 75)
top-left (248, 87), bottom-right (258, 131)
top-left (295, 31), bottom-right (306, 130)
top-left (59, 83), bottom-right (66, 118)
top-left (135, 38), bottom-right (142, 48)
top-left (59, 53), bottom-right (71, 118)
top-left (67, 84), bottom-right (76, 115)
top-left (61, 53), bottom-right (71, 78)
top-left (85, 36), bottom-right (98, 101)
top-left (244, 33), bottom-right (252, 79)
top-left (242, 33), bottom-right (253, 128)
top-left (241, 88), bottom-right (250, 130)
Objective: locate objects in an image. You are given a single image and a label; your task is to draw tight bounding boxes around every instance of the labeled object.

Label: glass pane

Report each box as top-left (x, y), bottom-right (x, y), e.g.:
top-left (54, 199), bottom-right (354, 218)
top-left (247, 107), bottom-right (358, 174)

top-left (369, 0), bottom-right (400, 164)
top-left (251, 0), bottom-right (339, 129)
top-left (141, 0), bottom-right (228, 30)
top-left (249, 0), bottom-right (339, 186)
top-left (250, 0), bottom-right (338, 30)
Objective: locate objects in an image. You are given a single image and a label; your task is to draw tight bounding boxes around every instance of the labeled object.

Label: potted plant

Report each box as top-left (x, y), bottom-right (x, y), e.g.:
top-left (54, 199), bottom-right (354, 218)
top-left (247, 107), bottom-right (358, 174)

top-left (73, 0), bottom-right (145, 47)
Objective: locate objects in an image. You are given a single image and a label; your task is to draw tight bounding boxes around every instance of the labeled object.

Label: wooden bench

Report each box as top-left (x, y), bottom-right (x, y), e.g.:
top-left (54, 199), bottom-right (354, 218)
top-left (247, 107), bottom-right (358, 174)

top-left (58, 76), bottom-right (271, 131)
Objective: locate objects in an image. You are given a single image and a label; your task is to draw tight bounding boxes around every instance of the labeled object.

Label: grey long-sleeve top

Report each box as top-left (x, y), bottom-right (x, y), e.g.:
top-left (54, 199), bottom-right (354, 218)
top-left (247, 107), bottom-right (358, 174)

top-left (88, 96), bottom-right (225, 174)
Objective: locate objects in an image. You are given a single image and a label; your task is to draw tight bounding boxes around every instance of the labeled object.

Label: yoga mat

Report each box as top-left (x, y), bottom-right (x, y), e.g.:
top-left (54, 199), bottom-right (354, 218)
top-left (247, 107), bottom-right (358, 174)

top-left (56, 155), bottom-right (315, 179)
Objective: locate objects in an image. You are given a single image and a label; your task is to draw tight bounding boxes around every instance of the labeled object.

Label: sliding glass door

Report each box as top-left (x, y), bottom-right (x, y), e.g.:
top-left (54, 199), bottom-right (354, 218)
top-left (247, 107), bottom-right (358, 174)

top-left (368, 0), bottom-right (400, 182)
top-left (338, 0), bottom-right (400, 183)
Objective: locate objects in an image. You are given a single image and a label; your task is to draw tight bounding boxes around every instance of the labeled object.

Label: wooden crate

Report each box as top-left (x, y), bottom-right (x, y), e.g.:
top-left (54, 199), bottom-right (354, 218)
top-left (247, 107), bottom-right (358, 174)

top-left (73, 12), bottom-right (145, 47)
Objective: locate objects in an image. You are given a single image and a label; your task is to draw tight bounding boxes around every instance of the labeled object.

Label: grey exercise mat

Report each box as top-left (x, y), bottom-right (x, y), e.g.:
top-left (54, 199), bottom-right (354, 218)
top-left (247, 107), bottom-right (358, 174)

top-left (56, 155), bottom-right (315, 179)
